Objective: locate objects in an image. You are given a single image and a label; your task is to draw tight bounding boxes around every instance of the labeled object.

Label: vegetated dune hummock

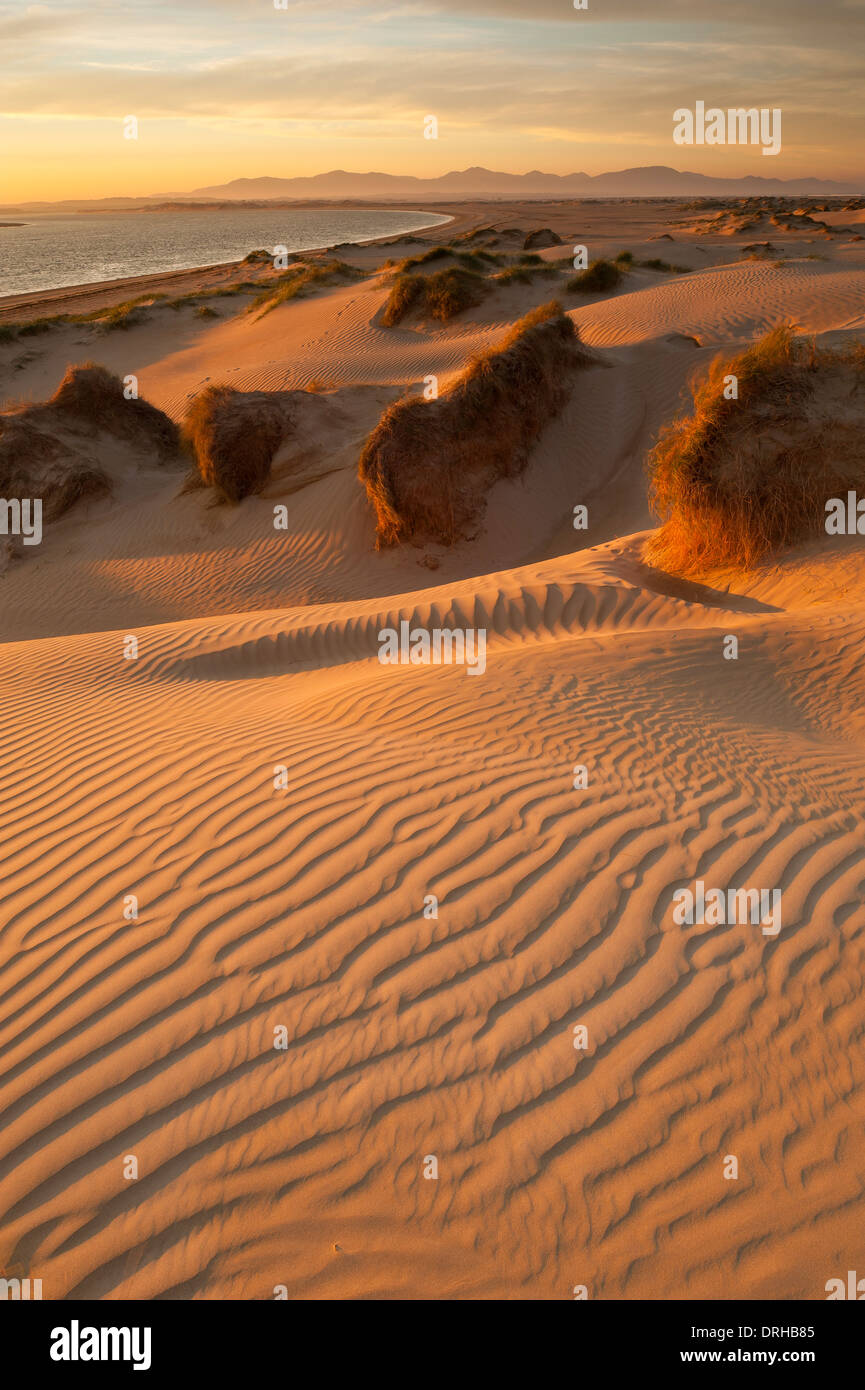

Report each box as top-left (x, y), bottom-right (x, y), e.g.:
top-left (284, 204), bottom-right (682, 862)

top-left (0, 362), bottom-right (180, 521)
top-left (646, 325), bottom-right (865, 573)
top-left (568, 258), bottom-right (624, 295)
top-left (359, 301), bottom-right (596, 546)
top-left (381, 264), bottom-right (487, 327)
top-left (181, 384), bottom-right (294, 502)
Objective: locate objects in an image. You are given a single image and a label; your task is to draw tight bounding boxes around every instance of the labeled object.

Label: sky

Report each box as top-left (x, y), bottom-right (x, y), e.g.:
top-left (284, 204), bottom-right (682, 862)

top-left (1, 0), bottom-right (863, 202)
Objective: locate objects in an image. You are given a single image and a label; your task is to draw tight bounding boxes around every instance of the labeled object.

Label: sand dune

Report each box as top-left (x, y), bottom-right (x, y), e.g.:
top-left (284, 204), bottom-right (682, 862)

top-left (2, 200), bottom-right (864, 1300)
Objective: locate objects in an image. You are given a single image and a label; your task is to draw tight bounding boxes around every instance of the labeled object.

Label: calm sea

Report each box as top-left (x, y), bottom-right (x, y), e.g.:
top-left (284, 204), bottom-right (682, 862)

top-left (0, 207), bottom-right (453, 297)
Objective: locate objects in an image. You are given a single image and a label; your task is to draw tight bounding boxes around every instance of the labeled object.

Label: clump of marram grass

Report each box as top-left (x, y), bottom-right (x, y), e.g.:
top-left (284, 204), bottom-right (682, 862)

top-left (0, 292), bottom-right (180, 342)
top-left (423, 266), bottom-right (486, 321)
top-left (0, 362), bottom-right (181, 522)
top-left (181, 385), bottom-right (293, 501)
top-left (166, 282), bottom-right (260, 310)
top-left (639, 257), bottom-right (690, 274)
top-left (76, 293), bottom-right (168, 332)
top-left (381, 265), bottom-right (487, 326)
top-left (646, 325), bottom-right (865, 574)
top-left (381, 274), bottom-right (426, 326)
top-left (393, 245), bottom-right (451, 272)
top-left (451, 250), bottom-right (490, 272)
top-left (491, 260), bottom-right (560, 287)
top-left (50, 362), bottom-right (180, 460)
top-left (614, 250), bottom-right (690, 273)
top-left (90, 301), bottom-right (147, 331)
top-left (17, 316), bottom-right (71, 336)
top-left (358, 301), bottom-right (595, 547)
top-left (567, 259), bottom-right (623, 295)
top-left (491, 266), bottom-right (535, 286)
top-left (250, 259), bottom-right (360, 317)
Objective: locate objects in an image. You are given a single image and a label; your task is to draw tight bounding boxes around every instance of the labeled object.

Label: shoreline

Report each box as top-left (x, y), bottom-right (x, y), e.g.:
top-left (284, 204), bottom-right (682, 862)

top-left (0, 206), bottom-right (459, 322)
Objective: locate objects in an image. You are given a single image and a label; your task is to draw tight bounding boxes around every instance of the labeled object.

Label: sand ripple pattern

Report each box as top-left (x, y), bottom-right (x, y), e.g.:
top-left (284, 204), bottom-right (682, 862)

top-left (1, 561), bottom-right (864, 1299)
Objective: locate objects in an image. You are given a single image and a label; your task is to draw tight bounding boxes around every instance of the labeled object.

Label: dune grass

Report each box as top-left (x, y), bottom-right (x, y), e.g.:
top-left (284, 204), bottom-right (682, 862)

top-left (50, 361), bottom-right (181, 457)
top-left (250, 260), bottom-right (361, 317)
top-left (0, 282), bottom-right (277, 344)
top-left (639, 257), bottom-right (690, 274)
top-left (391, 244), bottom-right (497, 275)
top-left (0, 362), bottom-right (181, 521)
top-left (613, 250), bottom-right (690, 274)
top-left (166, 283), bottom-right (260, 310)
top-left (423, 267), bottom-right (486, 321)
top-left (492, 262), bottom-right (560, 287)
top-left (359, 301), bottom-right (595, 547)
top-left (381, 265), bottom-right (487, 326)
top-left (392, 246), bottom-right (451, 272)
top-left (567, 259), bottom-right (624, 295)
top-left (0, 290), bottom-right (220, 342)
top-left (646, 325), bottom-right (865, 573)
top-left (381, 274), bottom-right (426, 326)
top-left (181, 384), bottom-right (292, 502)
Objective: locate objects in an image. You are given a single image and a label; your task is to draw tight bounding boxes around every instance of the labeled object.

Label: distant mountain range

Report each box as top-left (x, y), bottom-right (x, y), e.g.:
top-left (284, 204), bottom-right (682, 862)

top-left (3, 165), bottom-right (863, 213)
top-left (187, 165), bottom-right (864, 200)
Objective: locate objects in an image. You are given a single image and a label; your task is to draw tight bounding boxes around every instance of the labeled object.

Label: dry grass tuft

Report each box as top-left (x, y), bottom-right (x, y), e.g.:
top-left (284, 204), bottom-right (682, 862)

top-left (250, 259), bottom-right (360, 316)
top-left (567, 259), bottom-right (624, 295)
top-left (50, 362), bottom-right (180, 459)
top-left (381, 265), bottom-right (487, 326)
top-left (381, 274), bottom-right (426, 326)
top-left (492, 261), bottom-right (559, 287)
top-left (639, 257), bottom-right (690, 274)
top-left (392, 246), bottom-right (451, 272)
top-left (646, 325), bottom-right (865, 573)
top-left (359, 301), bottom-right (595, 547)
top-left (181, 385), bottom-right (293, 502)
top-left (424, 267), bottom-right (486, 321)
top-left (0, 362), bottom-right (181, 523)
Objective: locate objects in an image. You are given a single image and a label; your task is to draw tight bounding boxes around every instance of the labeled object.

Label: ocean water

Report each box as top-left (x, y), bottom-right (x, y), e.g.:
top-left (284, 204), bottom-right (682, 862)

top-left (0, 207), bottom-right (452, 297)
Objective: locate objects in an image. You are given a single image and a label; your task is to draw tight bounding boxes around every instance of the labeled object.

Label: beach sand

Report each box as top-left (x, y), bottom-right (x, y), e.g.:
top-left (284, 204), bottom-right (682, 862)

top-left (1, 199), bottom-right (864, 1300)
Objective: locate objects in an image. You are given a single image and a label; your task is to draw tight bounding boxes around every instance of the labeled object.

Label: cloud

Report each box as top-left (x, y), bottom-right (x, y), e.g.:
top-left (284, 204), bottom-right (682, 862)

top-left (416, 0), bottom-right (865, 29)
top-left (2, 30), bottom-right (861, 134)
top-left (1, 0), bottom-right (862, 188)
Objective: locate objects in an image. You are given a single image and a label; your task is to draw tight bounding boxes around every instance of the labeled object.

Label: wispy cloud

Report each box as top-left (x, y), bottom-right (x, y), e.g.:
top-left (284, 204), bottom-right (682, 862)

top-left (0, 0), bottom-right (862, 198)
